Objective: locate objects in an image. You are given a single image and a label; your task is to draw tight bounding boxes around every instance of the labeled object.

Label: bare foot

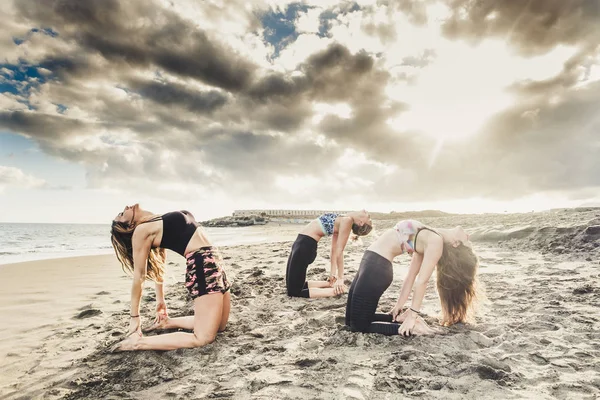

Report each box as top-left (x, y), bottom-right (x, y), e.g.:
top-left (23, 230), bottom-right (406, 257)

top-left (394, 313), bottom-right (407, 323)
top-left (111, 331), bottom-right (142, 352)
top-left (411, 318), bottom-right (438, 336)
top-left (144, 317), bottom-right (170, 333)
top-left (396, 317), bottom-right (438, 336)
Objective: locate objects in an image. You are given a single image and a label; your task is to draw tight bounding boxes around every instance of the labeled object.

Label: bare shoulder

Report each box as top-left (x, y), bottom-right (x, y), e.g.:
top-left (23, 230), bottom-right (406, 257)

top-left (374, 228), bottom-right (397, 247)
top-left (337, 215), bottom-right (353, 225)
top-left (426, 232), bottom-right (444, 252)
top-left (335, 215), bottom-right (353, 233)
top-left (132, 221), bottom-right (159, 243)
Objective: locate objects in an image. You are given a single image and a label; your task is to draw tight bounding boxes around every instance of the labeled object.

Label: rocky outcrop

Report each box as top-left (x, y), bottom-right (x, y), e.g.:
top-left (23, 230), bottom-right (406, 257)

top-left (202, 215), bottom-right (268, 227)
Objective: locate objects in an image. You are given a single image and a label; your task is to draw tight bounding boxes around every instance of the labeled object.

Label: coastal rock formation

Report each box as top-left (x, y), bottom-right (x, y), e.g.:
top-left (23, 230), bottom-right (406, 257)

top-left (202, 215), bottom-right (268, 227)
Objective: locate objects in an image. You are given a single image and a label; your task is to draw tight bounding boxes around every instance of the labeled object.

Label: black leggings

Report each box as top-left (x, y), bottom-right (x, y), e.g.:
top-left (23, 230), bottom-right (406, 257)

top-left (286, 234), bottom-right (318, 298)
top-left (345, 250), bottom-right (401, 335)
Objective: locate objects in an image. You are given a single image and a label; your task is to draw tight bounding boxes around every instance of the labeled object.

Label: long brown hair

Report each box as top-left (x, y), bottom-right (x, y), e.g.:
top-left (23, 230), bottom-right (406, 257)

top-left (436, 243), bottom-right (479, 326)
top-left (110, 215), bottom-right (165, 282)
top-left (352, 222), bottom-right (373, 236)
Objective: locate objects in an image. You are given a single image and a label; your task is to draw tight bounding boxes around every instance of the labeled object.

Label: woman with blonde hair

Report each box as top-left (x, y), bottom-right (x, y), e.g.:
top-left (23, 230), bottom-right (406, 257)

top-left (345, 220), bottom-right (478, 336)
top-left (110, 204), bottom-right (231, 351)
top-left (286, 210), bottom-right (373, 298)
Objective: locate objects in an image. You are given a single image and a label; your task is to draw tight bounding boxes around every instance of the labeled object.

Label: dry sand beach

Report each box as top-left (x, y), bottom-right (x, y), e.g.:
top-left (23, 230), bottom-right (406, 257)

top-left (1, 210), bottom-right (599, 399)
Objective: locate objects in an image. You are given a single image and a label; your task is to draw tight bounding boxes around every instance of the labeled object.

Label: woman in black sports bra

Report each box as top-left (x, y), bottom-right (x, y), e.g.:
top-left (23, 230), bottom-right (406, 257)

top-left (345, 220), bottom-right (479, 337)
top-left (110, 204), bottom-right (231, 351)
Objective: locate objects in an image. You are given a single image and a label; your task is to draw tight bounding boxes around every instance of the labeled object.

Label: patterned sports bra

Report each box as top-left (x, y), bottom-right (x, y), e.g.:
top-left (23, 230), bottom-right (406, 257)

top-left (394, 220), bottom-right (423, 254)
top-left (395, 220), bottom-right (440, 254)
top-left (317, 213), bottom-right (339, 236)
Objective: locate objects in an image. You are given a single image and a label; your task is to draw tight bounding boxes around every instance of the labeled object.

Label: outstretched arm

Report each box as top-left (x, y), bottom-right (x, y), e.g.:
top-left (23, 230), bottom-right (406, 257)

top-left (155, 249), bottom-right (166, 302)
top-left (398, 239), bottom-right (443, 336)
top-left (330, 217), bottom-right (353, 294)
top-left (409, 245), bottom-right (442, 311)
top-left (391, 252), bottom-right (423, 320)
top-left (129, 229), bottom-right (152, 335)
top-left (154, 249), bottom-right (168, 321)
top-left (329, 237), bottom-right (337, 279)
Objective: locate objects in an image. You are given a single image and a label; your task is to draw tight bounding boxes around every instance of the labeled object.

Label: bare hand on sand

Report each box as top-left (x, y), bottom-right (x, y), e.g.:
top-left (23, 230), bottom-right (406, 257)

top-left (333, 280), bottom-right (347, 295)
top-left (398, 311), bottom-right (439, 336)
top-left (111, 330), bottom-right (143, 352)
top-left (143, 311), bottom-right (170, 332)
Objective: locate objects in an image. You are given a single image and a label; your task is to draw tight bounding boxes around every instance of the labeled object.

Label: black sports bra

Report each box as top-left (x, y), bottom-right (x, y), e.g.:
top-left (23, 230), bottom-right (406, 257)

top-left (155, 211), bottom-right (201, 256)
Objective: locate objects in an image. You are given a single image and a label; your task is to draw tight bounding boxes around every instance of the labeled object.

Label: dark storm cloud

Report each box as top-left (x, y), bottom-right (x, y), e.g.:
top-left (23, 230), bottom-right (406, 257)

top-left (245, 44), bottom-right (378, 103)
top-left (15, 0), bottom-right (257, 92)
top-left (249, 100), bottom-right (312, 132)
top-left (303, 44), bottom-right (375, 101)
top-left (9, 1), bottom-right (400, 154)
top-left (0, 110), bottom-right (84, 140)
top-left (245, 73), bottom-right (308, 102)
top-left (297, 44), bottom-right (427, 165)
top-left (241, 44), bottom-right (398, 133)
top-left (36, 56), bottom-right (91, 80)
top-left (132, 80), bottom-right (228, 114)
top-left (441, 0), bottom-right (600, 55)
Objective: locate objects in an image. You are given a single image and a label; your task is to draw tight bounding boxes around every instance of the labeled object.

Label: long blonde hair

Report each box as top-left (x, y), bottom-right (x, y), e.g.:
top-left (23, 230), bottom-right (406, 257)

top-left (110, 215), bottom-right (165, 282)
top-left (436, 243), bottom-right (479, 326)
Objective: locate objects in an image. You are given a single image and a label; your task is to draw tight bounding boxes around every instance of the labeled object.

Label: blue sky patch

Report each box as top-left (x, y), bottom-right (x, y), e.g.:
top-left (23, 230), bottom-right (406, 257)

top-left (318, 10), bottom-right (337, 37)
top-left (0, 63), bottom-right (52, 110)
top-left (56, 104), bottom-right (68, 114)
top-left (13, 27), bottom-right (59, 46)
top-left (260, 3), bottom-right (311, 58)
top-left (259, 2), bottom-right (362, 56)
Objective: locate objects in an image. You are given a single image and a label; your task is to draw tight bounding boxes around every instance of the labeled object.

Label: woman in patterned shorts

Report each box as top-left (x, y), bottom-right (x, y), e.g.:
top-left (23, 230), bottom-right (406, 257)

top-left (110, 204), bottom-right (231, 351)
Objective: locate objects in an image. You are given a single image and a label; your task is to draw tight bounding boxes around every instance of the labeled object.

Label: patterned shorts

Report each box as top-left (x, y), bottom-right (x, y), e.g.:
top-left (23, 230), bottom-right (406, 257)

top-left (185, 247), bottom-right (231, 299)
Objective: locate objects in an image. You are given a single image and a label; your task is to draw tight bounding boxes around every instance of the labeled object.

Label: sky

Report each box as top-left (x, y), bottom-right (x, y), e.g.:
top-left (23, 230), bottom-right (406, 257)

top-left (0, 0), bottom-right (599, 223)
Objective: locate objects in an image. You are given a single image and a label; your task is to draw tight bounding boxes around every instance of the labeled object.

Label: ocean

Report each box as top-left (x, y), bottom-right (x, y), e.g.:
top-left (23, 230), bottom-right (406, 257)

top-left (0, 223), bottom-right (288, 265)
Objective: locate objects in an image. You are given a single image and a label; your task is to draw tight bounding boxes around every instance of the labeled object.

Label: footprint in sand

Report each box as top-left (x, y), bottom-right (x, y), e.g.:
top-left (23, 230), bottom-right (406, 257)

top-left (529, 353), bottom-right (550, 365)
top-left (342, 366), bottom-right (375, 400)
top-left (473, 364), bottom-right (513, 385)
top-left (573, 284), bottom-right (594, 294)
top-left (73, 308), bottom-right (102, 319)
top-left (294, 358), bottom-right (320, 368)
top-left (373, 373), bottom-right (422, 395)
